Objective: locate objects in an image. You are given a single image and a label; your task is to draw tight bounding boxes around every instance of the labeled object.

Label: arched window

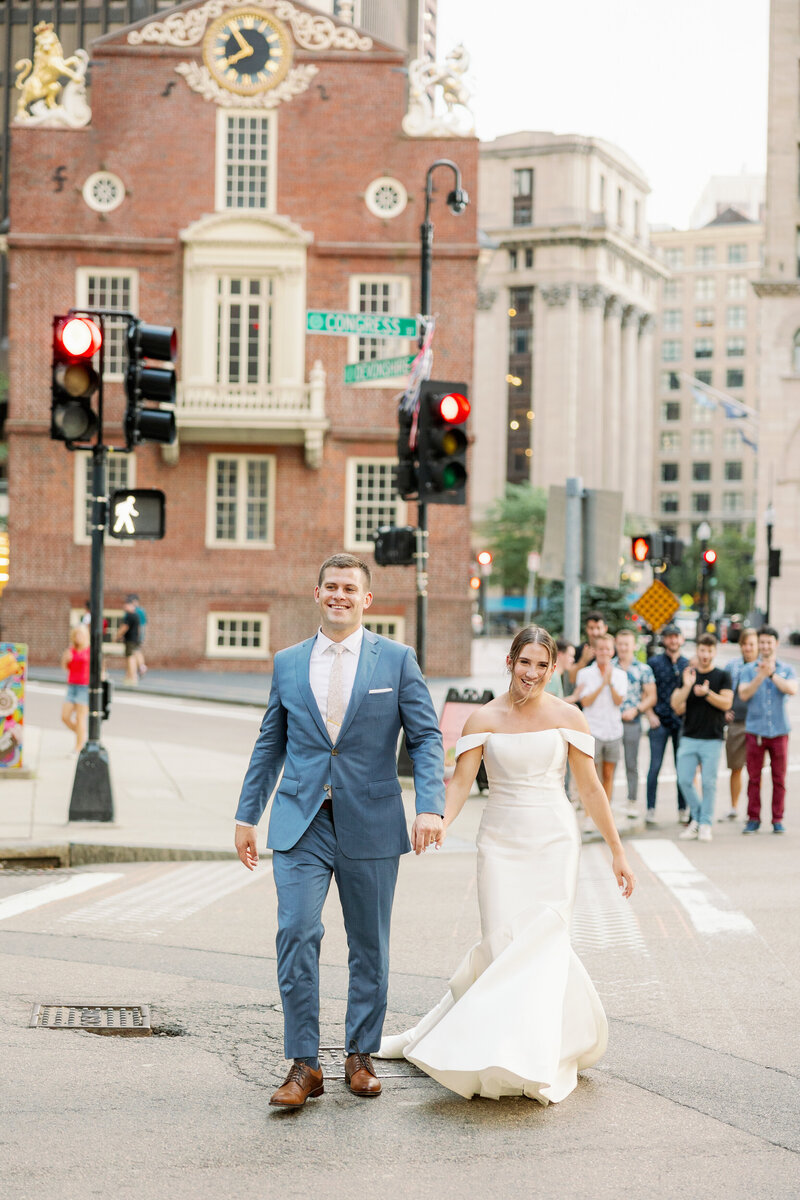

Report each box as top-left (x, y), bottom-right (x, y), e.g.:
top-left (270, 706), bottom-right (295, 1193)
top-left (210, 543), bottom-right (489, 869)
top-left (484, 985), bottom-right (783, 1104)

top-left (793, 330), bottom-right (800, 373)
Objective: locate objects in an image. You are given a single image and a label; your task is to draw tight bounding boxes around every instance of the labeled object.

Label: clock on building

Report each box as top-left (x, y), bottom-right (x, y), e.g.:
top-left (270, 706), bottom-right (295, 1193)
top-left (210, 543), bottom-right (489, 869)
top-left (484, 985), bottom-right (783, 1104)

top-left (203, 8), bottom-right (293, 95)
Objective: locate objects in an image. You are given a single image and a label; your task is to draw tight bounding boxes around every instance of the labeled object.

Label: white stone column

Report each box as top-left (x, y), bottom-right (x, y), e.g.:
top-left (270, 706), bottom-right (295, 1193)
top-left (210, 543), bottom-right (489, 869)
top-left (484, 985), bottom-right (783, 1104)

top-left (535, 283), bottom-right (578, 487)
top-left (603, 295), bottom-right (623, 490)
top-left (637, 314), bottom-right (656, 520)
top-left (577, 285), bottom-right (607, 490)
top-left (620, 305), bottom-right (641, 512)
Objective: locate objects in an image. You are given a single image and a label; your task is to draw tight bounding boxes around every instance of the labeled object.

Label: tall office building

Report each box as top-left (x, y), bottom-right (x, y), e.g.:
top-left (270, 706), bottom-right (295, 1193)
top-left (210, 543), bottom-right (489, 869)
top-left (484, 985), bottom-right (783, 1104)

top-left (650, 212), bottom-right (762, 543)
top-left (752, 0), bottom-right (800, 631)
top-left (474, 131), bottom-right (663, 522)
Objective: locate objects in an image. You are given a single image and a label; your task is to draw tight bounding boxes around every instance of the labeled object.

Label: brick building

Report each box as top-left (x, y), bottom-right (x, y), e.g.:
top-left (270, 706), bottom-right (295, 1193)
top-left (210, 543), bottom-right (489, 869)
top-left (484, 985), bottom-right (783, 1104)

top-left (4, 0), bottom-right (477, 675)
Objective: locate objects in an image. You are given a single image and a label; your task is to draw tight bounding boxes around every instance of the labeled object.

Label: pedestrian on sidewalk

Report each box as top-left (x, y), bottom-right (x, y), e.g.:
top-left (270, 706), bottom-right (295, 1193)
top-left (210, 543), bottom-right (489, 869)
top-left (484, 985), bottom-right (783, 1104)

top-left (645, 624), bottom-right (691, 828)
top-left (614, 629), bottom-right (656, 818)
top-left (723, 627), bottom-right (759, 821)
top-left (574, 633), bottom-right (627, 803)
top-left (60, 625), bottom-right (90, 753)
top-left (128, 593), bottom-right (148, 677)
top-left (671, 634), bottom-right (733, 842)
top-left (738, 626), bottom-right (798, 835)
top-left (566, 610), bottom-right (608, 689)
top-left (234, 553), bottom-right (445, 1111)
top-left (116, 596), bottom-right (142, 685)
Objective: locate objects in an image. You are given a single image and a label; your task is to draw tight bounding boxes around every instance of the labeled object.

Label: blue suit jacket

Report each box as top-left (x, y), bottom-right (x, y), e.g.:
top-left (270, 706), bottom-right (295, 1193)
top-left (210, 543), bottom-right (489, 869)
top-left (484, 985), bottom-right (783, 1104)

top-left (235, 630), bottom-right (445, 858)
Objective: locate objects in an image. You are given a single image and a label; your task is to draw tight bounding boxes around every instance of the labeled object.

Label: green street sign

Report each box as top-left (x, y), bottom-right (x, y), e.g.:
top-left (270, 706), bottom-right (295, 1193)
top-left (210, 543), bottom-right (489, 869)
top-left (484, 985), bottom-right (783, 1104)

top-left (344, 355), bottom-right (415, 384)
top-left (306, 311), bottom-right (417, 338)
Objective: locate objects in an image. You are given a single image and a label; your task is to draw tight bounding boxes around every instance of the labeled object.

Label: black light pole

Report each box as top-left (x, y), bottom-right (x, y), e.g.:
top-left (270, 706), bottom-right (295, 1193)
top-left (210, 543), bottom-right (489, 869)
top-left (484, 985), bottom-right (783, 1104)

top-left (416, 159), bottom-right (468, 673)
top-left (765, 503), bottom-right (775, 624)
top-left (696, 519), bottom-right (711, 636)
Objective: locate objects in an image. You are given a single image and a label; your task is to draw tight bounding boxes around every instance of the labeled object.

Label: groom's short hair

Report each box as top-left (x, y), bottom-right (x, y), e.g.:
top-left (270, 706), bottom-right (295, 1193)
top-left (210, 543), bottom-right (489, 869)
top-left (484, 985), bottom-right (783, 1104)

top-left (318, 553), bottom-right (372, 589)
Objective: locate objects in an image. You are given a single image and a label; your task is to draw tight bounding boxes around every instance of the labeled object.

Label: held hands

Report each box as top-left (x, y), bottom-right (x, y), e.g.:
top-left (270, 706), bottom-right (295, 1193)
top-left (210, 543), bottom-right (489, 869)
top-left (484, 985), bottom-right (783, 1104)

top-left (693, 679), bottom-right (710, 698)
top-left (235, 824), bottom-right (259, 871)
top-left (412, 812), bottom-right (444, 855)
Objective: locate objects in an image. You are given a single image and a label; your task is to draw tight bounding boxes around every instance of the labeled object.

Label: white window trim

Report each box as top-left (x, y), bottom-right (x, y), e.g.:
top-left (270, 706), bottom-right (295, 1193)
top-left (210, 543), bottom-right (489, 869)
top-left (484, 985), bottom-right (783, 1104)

top-left (346, 274), bottom-right (414, 389)
top-left (75, 268), bottom-right (139, 382)
top-left (73, 452), bottom-right (136, 546)
top-left (344, 457), bottom-right (406, 551)
top-left (215, 108), bottom-right (277, 214)
top-left (364, 616), bottom-right (406, 644)
top-left (206, 611), bottom-right (270, 659)
top-left (70, 606), bottom-right (125, 656)
top-left (205, 452), bottom-right (276, 549)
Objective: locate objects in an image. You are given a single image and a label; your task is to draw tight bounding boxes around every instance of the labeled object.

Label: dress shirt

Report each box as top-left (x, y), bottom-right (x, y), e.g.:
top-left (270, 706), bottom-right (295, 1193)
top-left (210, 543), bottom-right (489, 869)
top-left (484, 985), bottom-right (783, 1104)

top-left (309, 625), bottom-right (363, 722)
top-left (576, 663), bottom-right (627, 741)
top-left (648, 652), bottom-right (689, 730)
top-left (726, 656), bottom-right (752, 724)
top-left (613, 657), bottom-right (655, 716)
top-left (740, 659), bottom-right (796, 738)
top-left (236, 625), bottom-right (364, 827)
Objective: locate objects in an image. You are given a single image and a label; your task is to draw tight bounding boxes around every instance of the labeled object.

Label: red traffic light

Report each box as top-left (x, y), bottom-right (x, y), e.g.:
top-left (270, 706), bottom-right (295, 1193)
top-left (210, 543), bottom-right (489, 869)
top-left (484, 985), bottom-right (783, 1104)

top-left (702, 548), bottom-right (717, 566)
top-left (476, 550), bottom-right (493, 567)
top-left (631, 536), bottom-right (650, 563)
top-left (469, 575), bottom-right (481, 590)
top-left (55, 316), bottom-right (102, 360)
top-left (437, 391), bottom-right (470, 424)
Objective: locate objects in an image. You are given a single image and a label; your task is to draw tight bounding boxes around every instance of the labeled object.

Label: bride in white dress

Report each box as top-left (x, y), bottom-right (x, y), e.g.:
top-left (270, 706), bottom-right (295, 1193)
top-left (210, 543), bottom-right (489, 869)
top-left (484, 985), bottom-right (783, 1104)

top-left (381, 626), bottom-right (636, 1104)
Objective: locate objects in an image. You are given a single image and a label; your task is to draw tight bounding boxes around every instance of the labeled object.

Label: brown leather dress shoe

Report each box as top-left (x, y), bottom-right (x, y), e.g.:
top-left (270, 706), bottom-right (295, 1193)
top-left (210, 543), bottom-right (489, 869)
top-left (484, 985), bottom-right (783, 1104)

top-left (345, 1052), bottom-right (382, 1097)
top-left (269, 1061), bottom-right (325, 1109)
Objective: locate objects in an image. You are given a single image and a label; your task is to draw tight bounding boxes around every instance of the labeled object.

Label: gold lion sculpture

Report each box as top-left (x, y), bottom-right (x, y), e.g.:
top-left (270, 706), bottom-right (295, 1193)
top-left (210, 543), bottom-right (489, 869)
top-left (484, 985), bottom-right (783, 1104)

top-left (15, 21), bottom-right (85, 118)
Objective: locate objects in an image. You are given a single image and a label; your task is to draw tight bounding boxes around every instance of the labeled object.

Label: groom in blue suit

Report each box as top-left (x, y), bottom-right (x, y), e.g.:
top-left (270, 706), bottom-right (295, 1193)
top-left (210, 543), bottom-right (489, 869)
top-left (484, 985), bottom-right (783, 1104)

top-left (235, 553), bottom-right (445, 1109)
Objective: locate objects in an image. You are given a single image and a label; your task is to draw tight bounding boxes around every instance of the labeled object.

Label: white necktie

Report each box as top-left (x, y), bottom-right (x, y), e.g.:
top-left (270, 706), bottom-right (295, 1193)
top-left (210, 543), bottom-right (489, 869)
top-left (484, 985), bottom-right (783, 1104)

top-left (326, 644), bottom-right (345, 742)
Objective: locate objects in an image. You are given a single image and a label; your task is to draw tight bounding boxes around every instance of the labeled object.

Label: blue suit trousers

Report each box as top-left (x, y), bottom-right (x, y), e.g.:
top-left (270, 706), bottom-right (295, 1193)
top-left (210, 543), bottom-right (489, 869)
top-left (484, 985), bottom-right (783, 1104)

top-left (272, 806), bottom-right (399, 1060)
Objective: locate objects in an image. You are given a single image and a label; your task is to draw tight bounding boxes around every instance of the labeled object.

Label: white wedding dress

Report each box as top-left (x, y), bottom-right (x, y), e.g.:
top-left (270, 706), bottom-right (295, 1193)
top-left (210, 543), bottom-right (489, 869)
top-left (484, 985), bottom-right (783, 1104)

top-left (379, 728), bottom-right (608, 1104)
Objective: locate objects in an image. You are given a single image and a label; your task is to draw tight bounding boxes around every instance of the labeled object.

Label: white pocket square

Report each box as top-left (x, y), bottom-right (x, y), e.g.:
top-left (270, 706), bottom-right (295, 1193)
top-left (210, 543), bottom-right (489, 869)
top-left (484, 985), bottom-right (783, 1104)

top-left (369, 687), bottom-right (393, 694)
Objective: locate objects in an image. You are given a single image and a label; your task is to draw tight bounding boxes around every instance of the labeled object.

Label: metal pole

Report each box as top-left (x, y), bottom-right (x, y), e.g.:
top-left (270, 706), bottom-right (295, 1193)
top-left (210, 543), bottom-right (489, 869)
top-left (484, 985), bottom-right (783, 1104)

top-left (563, 476), bottom-right (583, 645)
top-left (415, 195), bottom-right (434, 674)
top-left (69, 319), bottom-right (114, 822)
top-left (765, 518), bottom-right (773, 625)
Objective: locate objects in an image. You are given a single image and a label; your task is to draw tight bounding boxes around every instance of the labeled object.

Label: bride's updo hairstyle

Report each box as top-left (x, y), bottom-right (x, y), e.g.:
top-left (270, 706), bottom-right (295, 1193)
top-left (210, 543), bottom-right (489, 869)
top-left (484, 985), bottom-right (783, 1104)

top-left (507, 625), bottom-right (558, 677)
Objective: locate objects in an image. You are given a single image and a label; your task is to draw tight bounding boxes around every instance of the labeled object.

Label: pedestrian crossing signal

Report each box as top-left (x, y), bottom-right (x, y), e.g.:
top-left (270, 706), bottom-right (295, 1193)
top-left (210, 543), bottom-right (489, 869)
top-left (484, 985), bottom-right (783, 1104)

top-left (631, 536), bottom-right (652, 562)
top-left (108, 489), bottom-right (166, 540)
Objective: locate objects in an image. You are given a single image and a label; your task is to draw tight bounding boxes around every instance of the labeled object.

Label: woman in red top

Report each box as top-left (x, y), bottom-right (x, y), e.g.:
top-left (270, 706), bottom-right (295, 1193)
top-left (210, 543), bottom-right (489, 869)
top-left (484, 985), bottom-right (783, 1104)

top-left (61, 625), bottom-right (90, 752)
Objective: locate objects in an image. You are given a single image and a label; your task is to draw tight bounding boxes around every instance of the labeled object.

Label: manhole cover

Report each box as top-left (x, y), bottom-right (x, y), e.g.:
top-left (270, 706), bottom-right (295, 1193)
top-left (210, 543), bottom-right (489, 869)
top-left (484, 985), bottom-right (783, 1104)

top-left (29, 1003), bottom-right (151, 1037)
top-left (319, 1047), bottom-right (425, 1079)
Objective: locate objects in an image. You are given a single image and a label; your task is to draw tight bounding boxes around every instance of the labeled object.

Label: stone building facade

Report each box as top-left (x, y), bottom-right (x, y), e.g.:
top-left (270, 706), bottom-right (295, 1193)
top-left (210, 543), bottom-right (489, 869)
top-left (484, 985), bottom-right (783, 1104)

top-left (752, 0), bottom-right (800, 632)
top-left (650, 212), bottom-right (762, 544)
top-left (3, 0), bottom-right (477, 674)
top-left (473, 131), bottom-right (664, 523)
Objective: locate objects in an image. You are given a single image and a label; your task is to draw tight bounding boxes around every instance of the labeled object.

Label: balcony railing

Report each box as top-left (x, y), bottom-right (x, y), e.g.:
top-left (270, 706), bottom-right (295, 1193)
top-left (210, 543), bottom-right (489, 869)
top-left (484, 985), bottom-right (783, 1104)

top-left (175, 361), bottom-right (327, 467)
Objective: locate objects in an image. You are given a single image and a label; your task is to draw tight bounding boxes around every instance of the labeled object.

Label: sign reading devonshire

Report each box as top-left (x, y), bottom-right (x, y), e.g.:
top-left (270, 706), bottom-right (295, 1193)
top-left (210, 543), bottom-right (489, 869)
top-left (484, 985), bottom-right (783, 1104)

top-left (307, 311), bottom-right (418, 338)
top-left (344, 355), bottom-right (415, 384)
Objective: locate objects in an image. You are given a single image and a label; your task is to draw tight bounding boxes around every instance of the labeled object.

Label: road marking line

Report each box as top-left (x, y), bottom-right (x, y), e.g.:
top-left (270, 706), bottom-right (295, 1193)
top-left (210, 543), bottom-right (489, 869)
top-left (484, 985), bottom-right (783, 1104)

top-left (0, 873), bottom-right (122, 922)
top-left (573, 844), bottom-right (648, 953)
top-left (60, 861), bottom-right (266, 937)
top-left (26, 681), bottom-right (263, 720)
top-left (631, 839), bottom-right (756, 936)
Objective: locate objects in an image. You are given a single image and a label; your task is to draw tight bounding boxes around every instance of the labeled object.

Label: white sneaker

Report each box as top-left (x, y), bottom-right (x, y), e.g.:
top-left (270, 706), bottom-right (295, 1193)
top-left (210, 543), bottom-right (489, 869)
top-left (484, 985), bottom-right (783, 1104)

top-left (698, 825), bottom-right (712, 842)
top-left (679, 820), bottom-right (699, 840)
top-left (626, 805), bottom-right (639, 819)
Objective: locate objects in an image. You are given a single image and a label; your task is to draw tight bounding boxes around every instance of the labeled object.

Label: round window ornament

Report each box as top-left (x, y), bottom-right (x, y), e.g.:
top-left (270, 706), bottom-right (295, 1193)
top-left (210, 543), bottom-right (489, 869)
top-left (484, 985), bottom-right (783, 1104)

top-left (364, 177), bottom-right (408, 219)
top-left (82, 171), bottom-right (126, 214)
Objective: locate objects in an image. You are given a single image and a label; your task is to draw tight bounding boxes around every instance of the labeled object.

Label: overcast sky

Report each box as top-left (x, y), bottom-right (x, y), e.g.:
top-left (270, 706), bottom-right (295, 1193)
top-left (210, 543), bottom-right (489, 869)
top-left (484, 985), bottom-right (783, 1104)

top-left (435, 0), bottom-right (770, 229)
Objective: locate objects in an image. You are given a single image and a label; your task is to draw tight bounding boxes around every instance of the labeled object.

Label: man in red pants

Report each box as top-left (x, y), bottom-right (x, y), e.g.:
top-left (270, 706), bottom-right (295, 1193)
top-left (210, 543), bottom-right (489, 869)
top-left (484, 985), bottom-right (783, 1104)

top-left (738, 626), bottom-right (798, 834)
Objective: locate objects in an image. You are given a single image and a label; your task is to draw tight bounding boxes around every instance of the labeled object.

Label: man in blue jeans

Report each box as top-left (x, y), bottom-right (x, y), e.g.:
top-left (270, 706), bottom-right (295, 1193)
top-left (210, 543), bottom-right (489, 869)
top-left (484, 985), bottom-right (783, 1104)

top-left (645, 624), bottom-right (690, 827)
top-left (670, 634), bottom-right (733, 843)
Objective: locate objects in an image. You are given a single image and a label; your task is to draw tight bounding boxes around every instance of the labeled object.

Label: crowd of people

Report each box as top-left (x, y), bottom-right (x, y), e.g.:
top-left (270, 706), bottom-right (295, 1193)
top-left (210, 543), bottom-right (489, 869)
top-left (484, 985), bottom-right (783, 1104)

top-left (560, 610), bottom-right (797, 839)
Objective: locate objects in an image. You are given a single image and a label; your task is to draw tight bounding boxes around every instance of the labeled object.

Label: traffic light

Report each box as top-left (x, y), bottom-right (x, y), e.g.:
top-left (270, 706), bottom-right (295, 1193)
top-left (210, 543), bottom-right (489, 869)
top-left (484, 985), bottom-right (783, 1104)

top-left (417, 380), bottom-right (470, 504)
top-left (477, 550), bottom-right (493, 569)
top-left (631, 532), bottom-right (665, 563)
top-left (372, 525), bottom-right (416, 566)
top-left (0, 531), bottom-right (8, 595)
top-left (662, 535), bottom-right (684, 565)
top-left (701, 547), bottom-right (717, 578)
top-left (125, 321), bottom-right (177, 449)
top-left (396, 404), bottom-right (418, 500)
top-left (51, 314), bottom-right (102, 445)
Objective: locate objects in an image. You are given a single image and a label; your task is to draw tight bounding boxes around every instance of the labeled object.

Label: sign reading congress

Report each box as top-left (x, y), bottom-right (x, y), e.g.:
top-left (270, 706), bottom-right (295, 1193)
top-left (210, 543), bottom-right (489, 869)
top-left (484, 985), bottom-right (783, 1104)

top-left (306, 311), bottom-right (418, 338)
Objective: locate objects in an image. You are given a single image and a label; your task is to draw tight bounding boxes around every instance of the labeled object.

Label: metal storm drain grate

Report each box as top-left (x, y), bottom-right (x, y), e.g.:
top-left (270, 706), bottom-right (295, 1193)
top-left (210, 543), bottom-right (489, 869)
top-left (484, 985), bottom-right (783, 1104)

top-left (29, 1003), bottom-right (152, 1037)
top-left (319, 1047), bottom-right (426, 1079)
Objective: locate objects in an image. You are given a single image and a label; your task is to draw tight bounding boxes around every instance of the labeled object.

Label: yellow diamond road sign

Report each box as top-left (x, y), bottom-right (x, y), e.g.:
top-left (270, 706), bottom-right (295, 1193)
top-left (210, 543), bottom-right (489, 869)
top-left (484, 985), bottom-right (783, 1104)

top-left (630, 580), bottom-right (680, 631)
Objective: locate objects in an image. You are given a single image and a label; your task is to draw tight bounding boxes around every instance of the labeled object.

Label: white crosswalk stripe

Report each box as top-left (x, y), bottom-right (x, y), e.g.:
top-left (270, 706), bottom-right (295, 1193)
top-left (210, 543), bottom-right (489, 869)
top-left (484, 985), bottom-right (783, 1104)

top-left (631, 839), bottom-right (756, 936)
top-left (0, 873), bottom-right (122, 922)
top-left (572, 844), bottom-right (648, 953)
top-left (58, 861), bottom-right (266, 939)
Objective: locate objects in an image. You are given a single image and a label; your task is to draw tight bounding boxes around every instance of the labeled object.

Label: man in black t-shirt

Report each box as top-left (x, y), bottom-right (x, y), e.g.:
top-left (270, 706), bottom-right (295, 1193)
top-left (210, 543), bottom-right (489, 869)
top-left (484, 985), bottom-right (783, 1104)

top-left (116, 597), bottom-right (141, 685)
top-left (670, 634), bottom-right (733, 842)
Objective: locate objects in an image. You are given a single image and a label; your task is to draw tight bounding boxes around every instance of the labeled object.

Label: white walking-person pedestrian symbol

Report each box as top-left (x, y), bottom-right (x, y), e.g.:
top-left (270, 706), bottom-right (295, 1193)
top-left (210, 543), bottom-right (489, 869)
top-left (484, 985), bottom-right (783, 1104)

top-left (113, 494), bottom-right (139, 535)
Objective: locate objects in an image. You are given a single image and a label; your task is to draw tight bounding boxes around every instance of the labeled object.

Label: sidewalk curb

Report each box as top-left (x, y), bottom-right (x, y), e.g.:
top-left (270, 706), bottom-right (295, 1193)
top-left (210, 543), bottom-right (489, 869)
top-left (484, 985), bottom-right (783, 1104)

top-left (0, 843), bottom-right (239, 869)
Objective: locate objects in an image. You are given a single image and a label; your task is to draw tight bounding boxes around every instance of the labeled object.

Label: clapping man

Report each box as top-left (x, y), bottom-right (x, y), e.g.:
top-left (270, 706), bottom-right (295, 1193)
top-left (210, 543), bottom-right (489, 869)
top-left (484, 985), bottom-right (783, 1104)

top-left (645, 624), bottom-right (691, 828)
top-left (235, 554), bottom-right (445, 1109)
top-left (738, 626), bottom-right (798, 834)
top-left (614, 630), bottom-right (656, 818)
top-left (575, 633), bottom-right (627, 802)
top-left (723, 628), bottom-right (758, 820)
top-left (670, 634), bottom-right (733, 842)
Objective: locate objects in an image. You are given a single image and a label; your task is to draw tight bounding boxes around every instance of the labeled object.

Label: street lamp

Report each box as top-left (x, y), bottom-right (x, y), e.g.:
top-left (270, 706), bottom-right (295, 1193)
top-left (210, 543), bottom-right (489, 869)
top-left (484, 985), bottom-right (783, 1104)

top-left (414, 159), bottom-right (469, 673)
top-left (764, 503), bottom-right (775, 624)
top-left (697, 520), bottom-right (711, 634)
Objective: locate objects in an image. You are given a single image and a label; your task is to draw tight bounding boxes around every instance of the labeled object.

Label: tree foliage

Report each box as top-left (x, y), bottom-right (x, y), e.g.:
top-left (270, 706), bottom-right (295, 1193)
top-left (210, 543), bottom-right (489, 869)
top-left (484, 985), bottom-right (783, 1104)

top-left (666, 524), bottom-right (756, 616)
top-left (480, 483), bottom-right (548, 592)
